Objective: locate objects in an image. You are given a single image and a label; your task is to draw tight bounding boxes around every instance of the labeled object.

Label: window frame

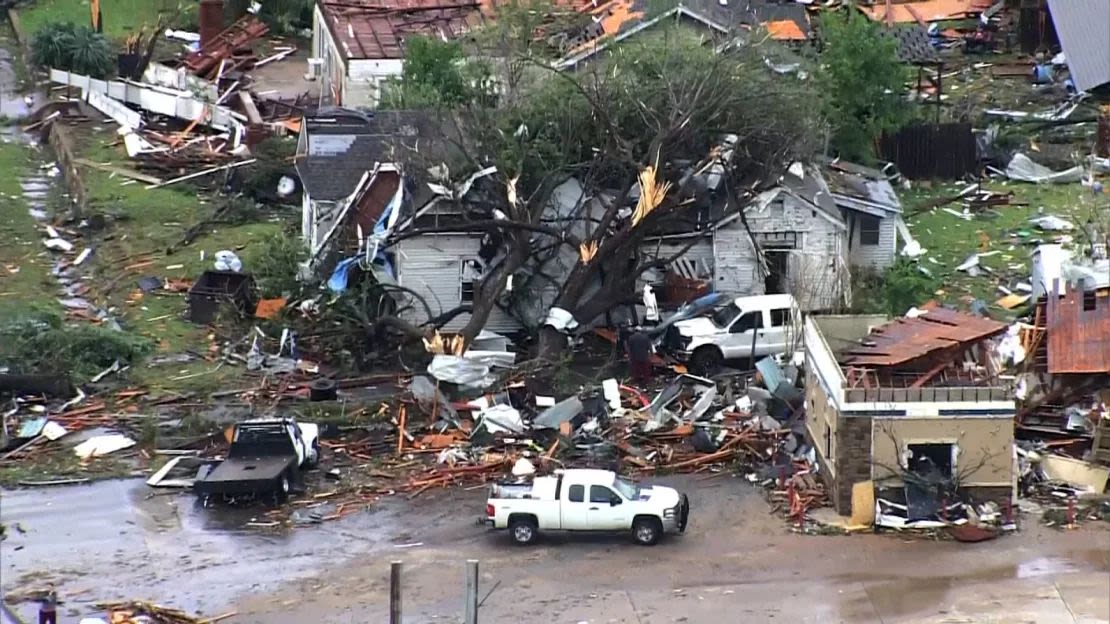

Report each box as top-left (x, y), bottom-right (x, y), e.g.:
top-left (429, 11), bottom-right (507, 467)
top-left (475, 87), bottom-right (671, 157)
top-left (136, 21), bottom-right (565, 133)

top-left (589, 485), bottom-right (616, 504)
top-left (858, 214), bottom-right (881, 247)
top-left (729, 311), bottom-right (764, 334)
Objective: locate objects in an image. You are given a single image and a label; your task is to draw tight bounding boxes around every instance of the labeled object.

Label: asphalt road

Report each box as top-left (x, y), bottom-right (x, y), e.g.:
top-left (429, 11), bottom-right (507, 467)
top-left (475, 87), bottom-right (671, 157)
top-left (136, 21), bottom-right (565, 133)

top-left (2, 476), bottom-right (1108, 623)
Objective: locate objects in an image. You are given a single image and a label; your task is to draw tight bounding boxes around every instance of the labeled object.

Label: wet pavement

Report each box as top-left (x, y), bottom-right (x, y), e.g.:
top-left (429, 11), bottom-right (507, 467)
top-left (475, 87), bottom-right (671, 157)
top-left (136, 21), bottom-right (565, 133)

top-left (2, 476), bottom-right (1108, 623)
top-left (0, 479), bottom-right (410, 620)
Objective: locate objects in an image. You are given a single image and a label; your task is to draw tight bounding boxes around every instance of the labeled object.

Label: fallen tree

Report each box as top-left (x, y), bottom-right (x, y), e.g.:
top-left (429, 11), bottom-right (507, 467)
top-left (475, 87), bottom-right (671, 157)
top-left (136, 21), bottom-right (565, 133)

top-left (382, 25), bottom-right (824, 362)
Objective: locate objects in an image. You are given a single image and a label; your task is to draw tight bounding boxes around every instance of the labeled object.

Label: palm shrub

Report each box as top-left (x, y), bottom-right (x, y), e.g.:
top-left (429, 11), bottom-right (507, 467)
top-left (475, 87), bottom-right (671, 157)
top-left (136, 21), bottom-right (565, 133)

top-left (31, 22), bottom-right (114, 78)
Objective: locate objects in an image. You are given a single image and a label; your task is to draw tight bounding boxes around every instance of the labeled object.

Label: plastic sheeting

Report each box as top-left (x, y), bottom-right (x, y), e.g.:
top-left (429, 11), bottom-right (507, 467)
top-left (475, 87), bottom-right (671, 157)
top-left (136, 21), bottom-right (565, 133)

top-left (1004, 153), bottom-right (1083, 184)
top-left (73, 434), bottom-right (136, 459)
top-left (427, 351), bottom-right (515, 388)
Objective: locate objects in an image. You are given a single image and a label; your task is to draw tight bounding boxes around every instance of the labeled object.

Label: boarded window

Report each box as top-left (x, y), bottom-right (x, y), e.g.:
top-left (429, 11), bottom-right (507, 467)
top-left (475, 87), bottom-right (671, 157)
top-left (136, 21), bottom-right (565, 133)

top-left (859, 215), bottom-right (881, 246)
top-left (568, 484), bottom-right (584, 502)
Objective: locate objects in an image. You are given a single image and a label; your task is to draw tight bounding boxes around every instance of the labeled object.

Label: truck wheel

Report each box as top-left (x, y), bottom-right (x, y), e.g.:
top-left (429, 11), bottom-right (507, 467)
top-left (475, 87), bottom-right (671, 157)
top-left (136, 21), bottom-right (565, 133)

top-left (632, 517), bottom-right (662, 546)
top-left (275, 472), bottom-right (291, 503)
top-left (690, 347), bottom-right (723, 376)
top-left (509, 518), bottom-right (538, 545)
top-left (306, 440), bottom-right (320, 468)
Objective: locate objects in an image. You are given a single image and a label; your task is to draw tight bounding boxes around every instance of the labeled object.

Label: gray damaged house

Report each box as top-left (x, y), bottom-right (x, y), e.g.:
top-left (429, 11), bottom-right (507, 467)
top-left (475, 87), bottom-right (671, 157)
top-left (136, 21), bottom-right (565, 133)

top-left (296, 112), bottom-right (906, 335)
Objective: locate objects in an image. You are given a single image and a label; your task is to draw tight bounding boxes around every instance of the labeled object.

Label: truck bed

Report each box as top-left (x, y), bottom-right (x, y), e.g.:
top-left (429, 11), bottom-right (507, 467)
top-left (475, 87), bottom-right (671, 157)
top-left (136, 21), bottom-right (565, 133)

top-left (194, 455), bottom-right (295, 496)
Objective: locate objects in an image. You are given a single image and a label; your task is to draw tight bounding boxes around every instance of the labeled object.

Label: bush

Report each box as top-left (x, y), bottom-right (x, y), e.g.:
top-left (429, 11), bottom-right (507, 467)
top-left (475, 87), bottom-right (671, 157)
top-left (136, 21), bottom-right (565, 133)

top-left (817, 10), bottom-right (912, 161)
top-left (0, 311), bottom-right (153, 381)
top-left (252, 232), bottom-right (308, 299)
top-left (31, 22), bottom-right (114, 78)
top-left (240, 137), bottom-right (297, 200)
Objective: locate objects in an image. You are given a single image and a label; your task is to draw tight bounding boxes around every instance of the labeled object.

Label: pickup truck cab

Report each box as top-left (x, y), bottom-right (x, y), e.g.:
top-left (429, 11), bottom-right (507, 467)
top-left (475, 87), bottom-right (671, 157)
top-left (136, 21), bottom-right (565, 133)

top-left (195, 418), bottom-right (320, 502)
top-left (661, 293), bottom-right (800, 375)
top-left (483, 469), bottom-right (689, 546)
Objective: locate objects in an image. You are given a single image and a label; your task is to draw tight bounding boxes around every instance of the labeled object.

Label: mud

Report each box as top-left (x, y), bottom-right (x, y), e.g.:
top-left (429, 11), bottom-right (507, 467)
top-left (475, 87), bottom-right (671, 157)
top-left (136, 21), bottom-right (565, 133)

top-left (3, 475), bottom-right (1107, 623)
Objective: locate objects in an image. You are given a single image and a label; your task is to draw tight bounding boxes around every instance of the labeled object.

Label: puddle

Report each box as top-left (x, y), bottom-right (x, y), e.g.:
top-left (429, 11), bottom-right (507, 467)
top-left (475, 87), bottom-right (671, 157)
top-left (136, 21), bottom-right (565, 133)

top-left (0, 479), bottom-right (409, 620)
top-left (0, 47), bottom-right (31, 119)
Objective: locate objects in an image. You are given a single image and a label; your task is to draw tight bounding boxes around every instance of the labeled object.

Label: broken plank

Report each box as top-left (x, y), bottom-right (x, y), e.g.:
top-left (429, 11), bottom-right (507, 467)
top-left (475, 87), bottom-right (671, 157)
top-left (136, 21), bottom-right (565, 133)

top-left (74, 158), bottom-right (164, 185)
top-left (145, 159), bottom-right (257, 189)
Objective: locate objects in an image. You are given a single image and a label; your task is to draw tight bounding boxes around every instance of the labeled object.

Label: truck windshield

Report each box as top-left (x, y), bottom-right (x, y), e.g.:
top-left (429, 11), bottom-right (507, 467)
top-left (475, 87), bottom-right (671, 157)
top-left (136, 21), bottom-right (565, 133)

top-left (612, 477), bottom-right (638, 499)
top-left (710, 303), bottom-right (740, 328)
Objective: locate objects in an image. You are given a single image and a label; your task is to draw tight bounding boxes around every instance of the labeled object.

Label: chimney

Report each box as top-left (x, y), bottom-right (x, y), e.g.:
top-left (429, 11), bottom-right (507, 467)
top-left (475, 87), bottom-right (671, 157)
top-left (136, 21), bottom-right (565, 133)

top-left (199, 0), bottom-right (225, 50)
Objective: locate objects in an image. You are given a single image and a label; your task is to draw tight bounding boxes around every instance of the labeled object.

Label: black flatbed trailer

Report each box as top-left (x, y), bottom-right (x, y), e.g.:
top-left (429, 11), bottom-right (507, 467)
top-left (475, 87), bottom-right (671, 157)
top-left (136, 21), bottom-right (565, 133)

top-left (194, 455), bottom-right (296, 497)
top-left (194, 420), bottom-right (303, 499)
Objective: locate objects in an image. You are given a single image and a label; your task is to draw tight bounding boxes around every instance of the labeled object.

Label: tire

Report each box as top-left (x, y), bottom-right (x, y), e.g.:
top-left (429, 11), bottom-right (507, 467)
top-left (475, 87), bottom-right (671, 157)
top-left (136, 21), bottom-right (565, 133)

top-left (305, 441), bottom-right (320, 469)
top-left (632, 517), bottom-right (663, 546)
top-left (689, 346), bottom-right (723, 377)
top-left (509, 517), bottom-right (538, 545)
top-left (275, 472), bottom-right (291, 503)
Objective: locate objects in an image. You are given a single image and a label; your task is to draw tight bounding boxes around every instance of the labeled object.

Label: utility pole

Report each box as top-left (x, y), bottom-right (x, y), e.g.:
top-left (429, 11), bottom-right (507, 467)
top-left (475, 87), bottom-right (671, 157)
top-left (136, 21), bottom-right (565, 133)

top-left (390, 561), bottom-right (402, 624)
top-left (464, 559), bottom-right (479, 624)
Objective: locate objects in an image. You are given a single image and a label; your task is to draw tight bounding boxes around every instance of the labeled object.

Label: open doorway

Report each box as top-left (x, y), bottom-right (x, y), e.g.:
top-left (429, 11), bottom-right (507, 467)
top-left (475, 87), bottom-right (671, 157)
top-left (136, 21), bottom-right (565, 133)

top-left (764, 251), bottom-right (789, 294)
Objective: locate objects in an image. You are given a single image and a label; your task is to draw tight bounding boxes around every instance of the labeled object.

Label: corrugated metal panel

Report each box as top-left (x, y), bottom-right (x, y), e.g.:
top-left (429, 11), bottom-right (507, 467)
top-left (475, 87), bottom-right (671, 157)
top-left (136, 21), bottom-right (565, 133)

top-left (395, 235), bottom-right (522, 333)
top-left (1048, 0), bottom-right (1110, 92)
top-left (841, 309), bottom-right (1008, 367)
top-left (1046, 286), bottom-right (1110, 374)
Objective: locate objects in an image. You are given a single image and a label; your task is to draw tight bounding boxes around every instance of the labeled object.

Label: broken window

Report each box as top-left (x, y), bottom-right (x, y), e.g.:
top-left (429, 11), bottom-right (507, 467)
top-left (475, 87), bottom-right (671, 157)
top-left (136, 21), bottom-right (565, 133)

top-left (729, 311), bottom-right (763, 334)
top-left (460, 260), bottom-right (484, 303)
top-left (907, 443), bottom-right (955, 480)
top-left (568, 484), bottom-right (584, 502)
top-left (859, 215), bottom-right (881, 246)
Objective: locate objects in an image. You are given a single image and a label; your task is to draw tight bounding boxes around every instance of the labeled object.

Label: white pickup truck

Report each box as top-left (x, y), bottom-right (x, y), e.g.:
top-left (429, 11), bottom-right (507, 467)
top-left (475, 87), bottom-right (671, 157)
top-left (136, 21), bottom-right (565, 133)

top-left (482, 469), bottom-right (690, 546)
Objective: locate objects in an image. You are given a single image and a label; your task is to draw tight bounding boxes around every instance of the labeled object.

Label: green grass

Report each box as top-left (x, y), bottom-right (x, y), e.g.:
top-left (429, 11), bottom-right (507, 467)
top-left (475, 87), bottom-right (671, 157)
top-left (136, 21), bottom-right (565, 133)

top-left (18, 0), bottom-right (182, 41)
top-left (903, 179), bottom-right (1106, 312)
top-left (0, 138), bottom-right (58, 316)
top-left (73, 127), bottom-right (286, 391)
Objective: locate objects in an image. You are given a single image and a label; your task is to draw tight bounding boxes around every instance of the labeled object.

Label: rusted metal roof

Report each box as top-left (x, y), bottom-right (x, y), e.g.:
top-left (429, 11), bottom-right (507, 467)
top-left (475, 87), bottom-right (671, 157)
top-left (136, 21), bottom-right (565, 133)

top-left (320, 0), bottom-right (488, 61)
top-left (840, 308), bottom-right (1008, 368)
top-left (1047, 286), bottom-right (1110, 374)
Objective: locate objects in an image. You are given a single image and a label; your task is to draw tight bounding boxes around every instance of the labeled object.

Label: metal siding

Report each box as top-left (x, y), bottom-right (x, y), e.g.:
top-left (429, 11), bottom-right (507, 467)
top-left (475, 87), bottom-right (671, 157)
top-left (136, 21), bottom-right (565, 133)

top-left (395, 235), bottom-right (522, 333)
top-left (1048, 0), bottom-right (1110, 92)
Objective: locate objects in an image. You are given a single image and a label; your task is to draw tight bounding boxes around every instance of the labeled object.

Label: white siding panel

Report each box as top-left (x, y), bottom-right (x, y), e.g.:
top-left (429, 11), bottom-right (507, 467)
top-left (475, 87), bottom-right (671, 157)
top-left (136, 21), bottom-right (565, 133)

top-left (847, 213), bottom-right (896, 271)
top-left (395, 235), bottom-right (522, 333)
top-left (712, 226), bottom-right (762, 296)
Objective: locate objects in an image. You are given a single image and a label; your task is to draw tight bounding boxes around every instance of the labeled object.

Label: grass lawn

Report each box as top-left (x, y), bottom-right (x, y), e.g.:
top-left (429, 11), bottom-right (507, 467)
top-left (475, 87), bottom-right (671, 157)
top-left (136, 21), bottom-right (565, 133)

top-left (72, 125), bottom-right (288, 392)
top-left (903, 179), bottom-right (1107, 315)
top-left (18, 0), bottom-right (183, 41)
top-left (0, 136), bottom-right (58, 316)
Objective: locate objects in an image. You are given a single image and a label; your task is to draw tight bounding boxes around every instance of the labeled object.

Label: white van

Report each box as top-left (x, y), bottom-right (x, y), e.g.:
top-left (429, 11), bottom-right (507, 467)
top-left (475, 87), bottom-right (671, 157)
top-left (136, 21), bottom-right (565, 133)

top-left (660, 293), bottom-right (801, 374)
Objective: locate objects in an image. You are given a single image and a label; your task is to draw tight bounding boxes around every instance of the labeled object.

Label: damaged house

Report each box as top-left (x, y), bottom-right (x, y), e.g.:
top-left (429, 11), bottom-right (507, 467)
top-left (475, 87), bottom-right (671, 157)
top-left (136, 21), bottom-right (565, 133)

top-left (311, 0), bottom-right (489, 108)
top-left (297, 109), bottom-right (907, 335)
top-left (804, 309), bottom-right (1017, 520)
top-left (554, 0), bottom-right (812, 70)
